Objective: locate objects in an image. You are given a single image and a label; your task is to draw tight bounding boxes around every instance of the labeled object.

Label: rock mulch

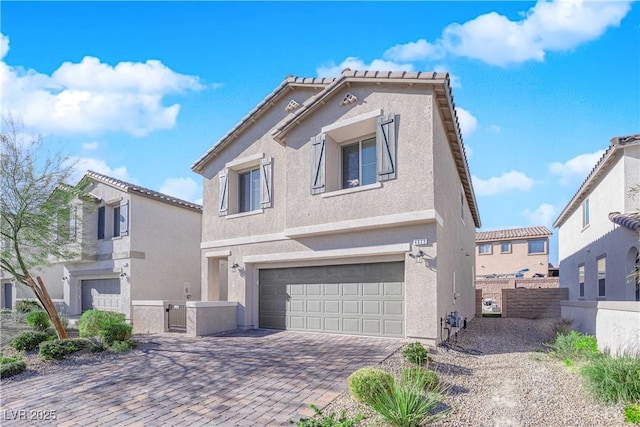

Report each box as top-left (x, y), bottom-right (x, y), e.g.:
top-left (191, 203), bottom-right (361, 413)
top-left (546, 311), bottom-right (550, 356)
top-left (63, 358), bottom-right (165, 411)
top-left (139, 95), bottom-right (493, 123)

top-left (322, 318), bottom-right (626, 426)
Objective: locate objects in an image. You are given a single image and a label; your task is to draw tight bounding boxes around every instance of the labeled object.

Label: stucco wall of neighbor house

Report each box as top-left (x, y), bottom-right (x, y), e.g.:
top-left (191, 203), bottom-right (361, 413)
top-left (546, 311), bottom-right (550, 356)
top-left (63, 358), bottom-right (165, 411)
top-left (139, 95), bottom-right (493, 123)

top-left (186, 301), bottom-right (238, 337)
top-left (476, 239), bottom-right (549, 278)
top-left (431, 100), bottom-right (476, 337)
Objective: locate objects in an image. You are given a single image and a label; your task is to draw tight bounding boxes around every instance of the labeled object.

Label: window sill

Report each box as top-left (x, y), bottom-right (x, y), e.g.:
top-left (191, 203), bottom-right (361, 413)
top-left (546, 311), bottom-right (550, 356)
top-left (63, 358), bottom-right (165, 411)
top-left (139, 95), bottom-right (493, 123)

top-left (581, 224), bottom-right (590, 232)
top-left (596, 296), bottom-right (607, 301)
top-left (321, 182), bottom-right (382, 198)
top-left (226, 209), bottom-right (264, 219)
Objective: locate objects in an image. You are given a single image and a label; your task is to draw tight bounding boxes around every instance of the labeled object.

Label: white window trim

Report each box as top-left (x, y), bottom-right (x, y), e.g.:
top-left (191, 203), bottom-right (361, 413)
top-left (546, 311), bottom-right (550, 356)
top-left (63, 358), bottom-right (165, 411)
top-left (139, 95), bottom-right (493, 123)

top-left (225, 152), bottom-right (264, 170)
top-left (500, 242), bottom-right (512, 254)
top-left (527, 240), bottom-right (546, 255)
top-left (225, 208), bottom-right (264, 220)
top-left (321, 109), bottom-right (382, 134)
top-left (321, 182), bottom-right (382, 199)
top-left (478, 243), bottom-right (492, 255)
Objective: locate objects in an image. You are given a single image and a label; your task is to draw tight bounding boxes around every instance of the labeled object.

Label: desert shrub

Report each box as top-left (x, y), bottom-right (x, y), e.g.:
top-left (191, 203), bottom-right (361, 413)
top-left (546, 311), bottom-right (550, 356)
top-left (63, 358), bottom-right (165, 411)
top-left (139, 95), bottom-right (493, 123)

top-left (348, 367), bottom-right (394, 405)
top-left (11, 331), bottom-right (55, 351)
top-left (290, 404), bottom-right (363, 426)
top-left (78, 310), bottom-right (126, 338)
top-left (403, 342), bottom-right (432, 366)
top-left (15, 300), bottom-right (42, 313)
top-left (39, 338), bottom-right (95, 361)
top-left (366, 374), bottom-right (448, 426)
top-left (26, 310), bottom-right (51, 331)
top-left (551, 318), bottom-right (574, 340)
top-left (623, 404), bottom-right (640, 425)
top-left (549, 331), bottom-right (599, 362)
top-left (99, 322), bottom-right (132, 345)
top-left (401, 367), bottom-right (439, 392)
top-left (0, 354), bottom-right (21, 365)
top-left (0, 360), bottom-right (26, 379)
top-left (581, 353), bottom-right (640, 404)
top-left (108, 339), bottom-right (137, 353)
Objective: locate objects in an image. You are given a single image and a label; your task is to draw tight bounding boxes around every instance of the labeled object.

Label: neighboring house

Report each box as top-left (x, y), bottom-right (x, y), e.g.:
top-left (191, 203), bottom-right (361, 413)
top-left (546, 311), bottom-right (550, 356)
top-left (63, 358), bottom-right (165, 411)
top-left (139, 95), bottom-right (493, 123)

top-left (554, 134), bottom-right (640, 301)
top-left (475, 226), bottom-right (553, 278)
top-left (7, 171), bottom-right (202, 319)
top-left (191, 69), bottom-right (481, 344)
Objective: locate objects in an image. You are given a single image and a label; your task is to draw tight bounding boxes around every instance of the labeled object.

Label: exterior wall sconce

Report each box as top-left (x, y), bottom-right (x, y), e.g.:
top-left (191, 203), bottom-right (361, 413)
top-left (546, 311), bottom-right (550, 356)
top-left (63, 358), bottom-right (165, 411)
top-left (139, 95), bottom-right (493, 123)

top-left (230, 263), bottom-right (241, 272)
top-left (408, 250), bottom-right (426, 263)
top-left (120, 272), bottom-right (127, 278)
top-left (62, 276), bottom-right (69, 281)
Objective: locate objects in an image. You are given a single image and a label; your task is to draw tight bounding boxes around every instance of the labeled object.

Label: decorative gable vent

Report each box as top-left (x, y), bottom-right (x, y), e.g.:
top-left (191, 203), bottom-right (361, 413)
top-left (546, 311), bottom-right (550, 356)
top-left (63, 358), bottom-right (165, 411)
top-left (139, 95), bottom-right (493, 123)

top-left (340, 92), bottom-right (358, 106)
top-left (285, 99), bottom-right (300, 112)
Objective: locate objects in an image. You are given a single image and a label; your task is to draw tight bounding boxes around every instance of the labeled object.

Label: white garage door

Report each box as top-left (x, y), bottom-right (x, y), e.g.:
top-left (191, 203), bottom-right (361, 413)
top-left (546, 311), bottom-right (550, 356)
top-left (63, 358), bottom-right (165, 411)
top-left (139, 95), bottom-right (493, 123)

top-left (259, 262), bottom-right (404, 338)
top-left (81, 279), bottom-right (121, 312)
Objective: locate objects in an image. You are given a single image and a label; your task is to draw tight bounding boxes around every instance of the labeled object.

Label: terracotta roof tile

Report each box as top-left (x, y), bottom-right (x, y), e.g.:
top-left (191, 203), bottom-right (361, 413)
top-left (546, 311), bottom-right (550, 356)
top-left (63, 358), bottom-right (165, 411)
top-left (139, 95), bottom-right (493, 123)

top-left (476, 226), bottom-right (552, 242)
top-left (609, 212), bottom-right (640, 231)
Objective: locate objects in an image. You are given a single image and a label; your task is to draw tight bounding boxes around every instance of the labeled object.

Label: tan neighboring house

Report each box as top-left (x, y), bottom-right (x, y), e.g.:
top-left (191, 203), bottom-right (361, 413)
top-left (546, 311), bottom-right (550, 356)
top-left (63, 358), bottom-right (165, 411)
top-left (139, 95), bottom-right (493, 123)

top-left (2, 171), bottom-right (202, 320)
top-left (191, 69), bottom-right (481, 344)
top-left (475, 226), bottom-right (553, 279)
top-left (554, 134), bottom-right (639, 355)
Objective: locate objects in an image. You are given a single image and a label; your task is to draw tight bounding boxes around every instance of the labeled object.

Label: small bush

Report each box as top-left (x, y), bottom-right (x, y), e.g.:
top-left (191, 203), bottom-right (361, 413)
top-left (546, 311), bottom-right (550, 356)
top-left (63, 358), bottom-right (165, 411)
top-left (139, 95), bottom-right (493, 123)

top-left (403, 342), bottom-right (432, 366)
top-left (0, 354), bottom-right (21, 365)
top-left (550, 331), bottom-right (600, 362)
top-left (15, 300), bottom-right (42, 313)
top-left (39, 338), bottom-right (95, 361)
top-left (623, 404), bottom-right (640, 425)
top-left (11, 331), bottom-right (55, 351)
top-left (78, 310), bottom-right (126, 338)
top-left (581, 353), bottom-right (640, 404)
top-left (26, 310), bottom-right (51, 331)
top-left (99, 322), bottom-right (132, 345)
top-left (348, 367), bottom-right (394, 405)
top-left (109, 340), bottom-right (136, 353)
top-left (290, 404), bottom-right (363, 426)
top-left (551, 318), bottom-right (574, 340)
top-left (0, 360), bottom-right (26, 379)
top-left (401, 367), bottom-right (439, 392)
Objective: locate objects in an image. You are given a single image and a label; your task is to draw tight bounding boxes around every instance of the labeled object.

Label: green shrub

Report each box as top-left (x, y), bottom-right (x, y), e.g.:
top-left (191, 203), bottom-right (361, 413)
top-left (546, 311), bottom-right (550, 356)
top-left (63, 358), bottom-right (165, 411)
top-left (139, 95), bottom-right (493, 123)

top-left (581, 353), bottom-right (640, 404)
top-left (550, 331), bottom-right (600, 362)
top-left (11, 331), bottom-right (55, 351)
top-left (290, 404), bottom-right (363, 426)
top-left (0, 360), bottom-right (26, 379)
top-left (109, 340), bottom-right (136, 353)
top-left (347, 367), bottom-right (394, 405)
top-left (15, 300), bottom-right (42, 313)
top-left (366, 374), bottom-right (448, 426)
top-left (39, 338), bottom-right (95, 361)
top-left (623, 404), bottom-right (640, 425)
top-left (26, 310), bottom-right (51, 331)
top-left (78, 310), bottom-right (126, 338)
top-left (0, 354), bottom-right (21, 365)
top-left (401, 367), bottom-right (439, 392)
top-left (403, 342), bottom-right (432, 366)
top-left (99, 322), bottom-right (132, 345)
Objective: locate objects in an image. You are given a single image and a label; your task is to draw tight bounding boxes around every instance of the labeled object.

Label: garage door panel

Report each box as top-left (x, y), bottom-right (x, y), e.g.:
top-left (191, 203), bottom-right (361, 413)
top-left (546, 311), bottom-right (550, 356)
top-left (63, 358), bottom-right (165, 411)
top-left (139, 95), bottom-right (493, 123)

top-left (342, 300), bottom-right (360, 314)
top-left (324, 300), bottom-right (340, 313)
top-left (363, 283), bottom-right (381, 296)
top-left (306, 284), bottom-right (322, 296)
top-left (363, 319), bottom-right (382, 334)
top-left (342, 283), bottom-right (359, 296)
top-left (288, 285), bottom-right (304, 296)
top-left (384, 320), bottom-right (404, 335)
top-left (306, 300), bottom-right (322, 313)
top-left (363, 301), bottom-right (381, 315)
top-left (324, 318), bottom-right (340, 331)
top-left (384, 301), bottom-right (404, 315)
top-left (384, 282), bottom-right (403, 296)
top-left (343, 318), bottom-right (360, 333)
top-left (290, 300), bottom-right (305, 312)
top-left (324, 283), bottom-right (340, 296)
top-left (307, 316), bottom-right (322, 329)
top-left (290, 316), bottom-right (305, 329)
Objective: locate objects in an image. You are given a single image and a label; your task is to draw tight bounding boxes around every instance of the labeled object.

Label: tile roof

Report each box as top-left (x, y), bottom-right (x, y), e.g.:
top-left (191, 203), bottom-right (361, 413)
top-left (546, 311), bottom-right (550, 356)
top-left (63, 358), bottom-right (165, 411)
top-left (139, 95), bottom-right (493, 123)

top-left (476, 226), bottom-right (552, 242)
top-left (553, 134), bottom-right (640, 228)
top-left (82, 170), bottom-right (202, 212)
top-left (609, 212), bottom-right (640, 231)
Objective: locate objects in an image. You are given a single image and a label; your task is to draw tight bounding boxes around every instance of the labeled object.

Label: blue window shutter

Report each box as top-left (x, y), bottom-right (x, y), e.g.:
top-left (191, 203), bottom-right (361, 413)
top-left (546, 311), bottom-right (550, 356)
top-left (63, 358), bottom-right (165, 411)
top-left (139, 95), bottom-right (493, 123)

top-left (260, 157), bottom-right (273, 208)
top-left (219, 169), bottom-right (229, 216)
top-left (376, 113), bottom-right (397, 181)
top-left (120, 200), bottom-right (129, 236)
top-left (97, 206), bottom-right (105, 239)
top-left (311, 134), bottom-right (326, 194)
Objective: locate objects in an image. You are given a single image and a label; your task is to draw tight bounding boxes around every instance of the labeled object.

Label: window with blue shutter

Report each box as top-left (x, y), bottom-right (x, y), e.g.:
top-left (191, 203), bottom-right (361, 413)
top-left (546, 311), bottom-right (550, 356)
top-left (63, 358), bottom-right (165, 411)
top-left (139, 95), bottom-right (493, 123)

top-left (376, 113), bottom-right (397, 181)
top-left (311, 134), bottom-right (326, 194)
top-left (119, 200), bottom-right (129, 236)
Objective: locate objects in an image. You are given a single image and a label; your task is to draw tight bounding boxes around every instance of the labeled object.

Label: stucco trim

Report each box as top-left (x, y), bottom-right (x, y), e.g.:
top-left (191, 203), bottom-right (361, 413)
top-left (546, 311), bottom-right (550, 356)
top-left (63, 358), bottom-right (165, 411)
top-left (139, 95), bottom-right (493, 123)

top-left (225, 209), bottom-right (264, 220)
top-left (320, 182), bottom-right (382, 198)
top-left (204, 250), bottom-right (232, 258)
top-left (131, 300), bottom-right (165, 306)
top-left (225, 152), bottom-right (265, 170)
top-left (186, 301), bottom-right (239, 308)
top-left (243, 243), bottom-right (411, 264)
top-left (201, 232), bottom-right (289, 249)
top-left (321, 108), bottom-right (382, 134)
top-left (283, 209), bottom-right (443, 238)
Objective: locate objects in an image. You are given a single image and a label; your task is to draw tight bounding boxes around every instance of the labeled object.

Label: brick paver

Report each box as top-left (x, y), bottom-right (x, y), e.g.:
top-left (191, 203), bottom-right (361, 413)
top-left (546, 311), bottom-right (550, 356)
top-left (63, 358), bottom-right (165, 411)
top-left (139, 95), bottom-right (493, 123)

top-left (0, 330), bottom-right (401, 426)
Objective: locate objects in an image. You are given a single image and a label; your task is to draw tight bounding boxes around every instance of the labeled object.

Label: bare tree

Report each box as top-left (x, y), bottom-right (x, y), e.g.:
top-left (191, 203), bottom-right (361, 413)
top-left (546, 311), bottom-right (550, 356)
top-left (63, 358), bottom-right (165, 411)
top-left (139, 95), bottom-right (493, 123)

top-left (1, 116), bottom-right (88, 339)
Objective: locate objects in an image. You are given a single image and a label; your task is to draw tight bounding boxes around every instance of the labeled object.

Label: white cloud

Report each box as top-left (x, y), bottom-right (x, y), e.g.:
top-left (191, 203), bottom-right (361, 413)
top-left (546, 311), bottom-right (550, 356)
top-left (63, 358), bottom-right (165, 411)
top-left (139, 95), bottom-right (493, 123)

top-left (317, 57), bottom-right (413, 78)
top-left (441, 0), bottom-right (631, 66)
top-left (486, 124), bottom-right (501, 134)
top-left (522, 203), bottom-right (556, 226)
top-left (159, 177), bottom-right (201, 204)
top-left (65, 157), bottom-right (130, 184)
top-left (0, 33), bottom-right (207, 136)
top-left (456, 107), bottom-right (478, 139)
top-left (82, 141), bottom-right (99, 151)
top-left (0, 33), bottom-right (8, 61)
top-left (383, 39), bottom-right (443, 62)
top-left (549, 149), bottom-right (605, 186)
top-left (472, 170), bottom-right (535, 196)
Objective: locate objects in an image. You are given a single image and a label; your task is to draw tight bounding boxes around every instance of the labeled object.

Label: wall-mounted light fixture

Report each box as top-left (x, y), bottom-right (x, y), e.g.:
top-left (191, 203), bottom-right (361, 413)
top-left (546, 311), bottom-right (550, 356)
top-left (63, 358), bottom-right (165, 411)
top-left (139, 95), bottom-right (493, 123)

top-left (408, 250), bottom-right (426, 263)
top-left (61, 276), bottom-right (69, 281)
top-left (230, 263), bottom-right (241, 272)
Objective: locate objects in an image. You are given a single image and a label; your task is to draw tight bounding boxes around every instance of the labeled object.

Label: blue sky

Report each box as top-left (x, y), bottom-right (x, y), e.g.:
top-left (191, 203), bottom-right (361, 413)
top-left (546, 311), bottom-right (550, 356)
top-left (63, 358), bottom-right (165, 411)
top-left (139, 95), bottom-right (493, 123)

top-left (1, 1), bottom-right (638, 264)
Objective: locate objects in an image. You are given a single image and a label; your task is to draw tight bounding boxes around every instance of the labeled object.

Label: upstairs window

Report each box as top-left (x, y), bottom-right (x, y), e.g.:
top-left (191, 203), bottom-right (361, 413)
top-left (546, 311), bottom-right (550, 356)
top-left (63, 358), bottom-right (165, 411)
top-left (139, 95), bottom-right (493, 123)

top-left (578, 264), bottom-right (585, 298)
top-left (597, 257), bottom-right (606, 297)
top-left (341, 137), bottom-right (376, 188)
top-left (113, 206), bottom-right (121, 237)
top-left (238, 168), bottom-right (261, 213)
top-left (528, 240), bottom-right (545, 254)
top-left (478, 243), bottom-right (492, 255)
top-left (582, 199), bottom-right (590, 228)
top-left (500, 242), bottom-right (511, 253)
top-left (97, 206), bottom-right (105, 240)
top-left (218, 154), bottom-right (273, 217)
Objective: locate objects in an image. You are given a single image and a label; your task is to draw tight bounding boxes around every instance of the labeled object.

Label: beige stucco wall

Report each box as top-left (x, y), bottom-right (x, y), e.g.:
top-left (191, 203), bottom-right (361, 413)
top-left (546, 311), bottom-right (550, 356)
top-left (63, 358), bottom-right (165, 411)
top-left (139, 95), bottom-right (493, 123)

top-left (132, 300), bottom-right (167, 334)
top-left (186, 301), bottom-right (238, 337)
top-left (476, 238), bottom-right (549, 278)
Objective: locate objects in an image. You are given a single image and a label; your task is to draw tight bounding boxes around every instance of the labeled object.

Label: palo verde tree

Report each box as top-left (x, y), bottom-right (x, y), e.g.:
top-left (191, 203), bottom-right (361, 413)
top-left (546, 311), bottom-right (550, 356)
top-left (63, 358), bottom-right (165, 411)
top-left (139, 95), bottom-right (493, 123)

top-left (1, 116), bottom-right (88, 339)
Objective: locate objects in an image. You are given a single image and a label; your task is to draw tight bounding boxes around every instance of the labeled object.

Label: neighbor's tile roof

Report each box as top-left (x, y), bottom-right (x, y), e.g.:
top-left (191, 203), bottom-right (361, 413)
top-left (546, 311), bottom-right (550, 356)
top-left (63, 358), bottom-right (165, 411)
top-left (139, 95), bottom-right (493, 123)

top-left (82, 170), bottom-right (202, 212)
top-left (476, 226), bottom-right (552, 242)
top-left (609, 212), bottom-right (640, 231)
top-left (553, 134), bottom-right (640, 228)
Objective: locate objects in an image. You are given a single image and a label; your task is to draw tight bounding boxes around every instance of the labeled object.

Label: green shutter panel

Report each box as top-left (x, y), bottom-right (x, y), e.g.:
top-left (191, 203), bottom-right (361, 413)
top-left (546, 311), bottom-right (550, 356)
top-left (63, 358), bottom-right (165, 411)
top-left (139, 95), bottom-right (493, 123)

top-left (260, 157), bottom-right (273, 208)
top-left (218, 169), bottom-right (229, 216)
top-left (376, 113), bottom-right (397, 181)
top-left (311, 134), bottom-right (326, 195)
top-left (120, 200), bottom-right (129, 236)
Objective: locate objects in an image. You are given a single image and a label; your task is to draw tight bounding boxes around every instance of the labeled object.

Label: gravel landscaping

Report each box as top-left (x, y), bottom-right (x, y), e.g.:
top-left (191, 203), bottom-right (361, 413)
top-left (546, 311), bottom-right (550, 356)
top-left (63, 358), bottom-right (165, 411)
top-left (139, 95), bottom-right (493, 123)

top-left (323, 317), bottom-right (627, 426)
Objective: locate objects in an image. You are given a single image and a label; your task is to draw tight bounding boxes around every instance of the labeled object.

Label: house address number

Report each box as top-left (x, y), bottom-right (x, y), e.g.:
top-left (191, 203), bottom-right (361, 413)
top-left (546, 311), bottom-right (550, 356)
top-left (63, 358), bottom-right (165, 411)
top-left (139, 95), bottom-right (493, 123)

top-left (413, 238), bottom-right (428, 246)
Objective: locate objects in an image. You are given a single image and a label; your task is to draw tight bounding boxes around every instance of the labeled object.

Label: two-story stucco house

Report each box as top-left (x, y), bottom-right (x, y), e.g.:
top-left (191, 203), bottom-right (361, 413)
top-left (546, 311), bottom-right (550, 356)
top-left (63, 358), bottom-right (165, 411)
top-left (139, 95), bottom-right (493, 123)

top-left (191, 70), bottom-right (481, 344)
top-left (4, 171), bottom-right (203, 320)
top-left (476, 226), bottom-right (553, 278)
top-left (554, 134), bottom-right (640, 302)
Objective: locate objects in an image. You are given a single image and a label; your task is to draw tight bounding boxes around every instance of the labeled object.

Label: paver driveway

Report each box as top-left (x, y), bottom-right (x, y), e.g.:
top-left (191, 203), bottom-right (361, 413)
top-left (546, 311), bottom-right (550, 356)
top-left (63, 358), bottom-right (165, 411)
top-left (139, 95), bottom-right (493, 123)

top-left (1, 330), bottom-right (401, 426)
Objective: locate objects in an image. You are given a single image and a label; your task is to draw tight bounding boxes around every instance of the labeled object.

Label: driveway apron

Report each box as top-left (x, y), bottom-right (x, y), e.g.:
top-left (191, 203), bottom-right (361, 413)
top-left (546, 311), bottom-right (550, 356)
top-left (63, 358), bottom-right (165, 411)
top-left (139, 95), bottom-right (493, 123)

top-left (1, 330), bottom-right (401, 426)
